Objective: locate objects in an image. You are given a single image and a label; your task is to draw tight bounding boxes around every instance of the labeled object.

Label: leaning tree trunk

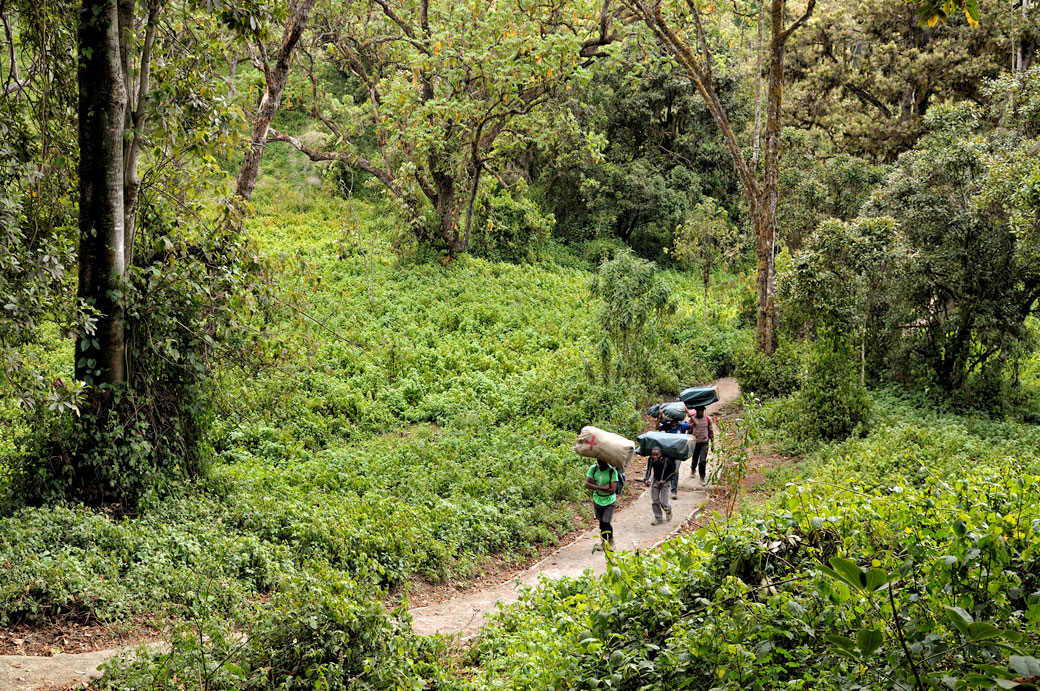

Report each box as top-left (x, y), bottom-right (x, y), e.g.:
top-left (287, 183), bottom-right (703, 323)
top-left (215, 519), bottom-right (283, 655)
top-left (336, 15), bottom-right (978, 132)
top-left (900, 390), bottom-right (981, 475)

top-left (76, 0), bottom-right (128, 385)
top-left (234, 0), bottom-right (318, 203)
top-left (623, 0), bottom-right (811, 355)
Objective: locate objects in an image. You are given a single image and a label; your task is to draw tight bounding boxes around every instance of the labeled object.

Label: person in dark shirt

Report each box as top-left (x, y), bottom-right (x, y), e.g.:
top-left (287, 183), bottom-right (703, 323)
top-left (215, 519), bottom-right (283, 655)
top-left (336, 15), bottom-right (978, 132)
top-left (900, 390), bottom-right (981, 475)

top-left (643, 448), bottom-right (674, 525)
top-left (657, 417), bottom-right (689, 498)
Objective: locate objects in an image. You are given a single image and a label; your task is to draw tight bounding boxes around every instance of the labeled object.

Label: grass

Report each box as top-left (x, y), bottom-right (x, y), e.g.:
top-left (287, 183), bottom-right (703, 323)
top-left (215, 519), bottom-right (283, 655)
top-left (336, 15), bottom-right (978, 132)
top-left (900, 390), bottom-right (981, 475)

top-left (0, 147), bottom-right (747, 637)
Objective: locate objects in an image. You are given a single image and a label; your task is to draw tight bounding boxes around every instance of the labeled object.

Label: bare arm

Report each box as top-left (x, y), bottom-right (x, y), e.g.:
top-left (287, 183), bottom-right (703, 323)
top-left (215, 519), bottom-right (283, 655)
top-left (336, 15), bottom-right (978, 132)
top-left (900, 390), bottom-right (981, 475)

top-left (585, 478), bottom-right (618, 492)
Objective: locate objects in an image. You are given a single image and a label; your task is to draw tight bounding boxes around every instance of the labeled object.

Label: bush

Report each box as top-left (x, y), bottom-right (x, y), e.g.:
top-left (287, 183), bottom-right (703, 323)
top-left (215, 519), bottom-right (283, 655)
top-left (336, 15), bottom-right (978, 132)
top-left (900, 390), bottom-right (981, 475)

top-left (670, 317), bottom-right (743, 378)
top-left (471, 183), bottom-right (554, 263)
top-left (734, 340), bottom-right (801, 399)
top-left (784, 342), bottom-right (870, 447)
top-left (96, 572), bottom-right (451, 690)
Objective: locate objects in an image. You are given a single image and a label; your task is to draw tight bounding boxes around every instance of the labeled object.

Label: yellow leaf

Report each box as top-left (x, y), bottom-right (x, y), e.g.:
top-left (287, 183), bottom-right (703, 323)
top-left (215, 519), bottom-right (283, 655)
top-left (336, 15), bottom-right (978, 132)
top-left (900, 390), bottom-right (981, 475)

top-left (964, 8), bottom-right (978, 26)
top-left (927, 13), bottom-right (939, 26)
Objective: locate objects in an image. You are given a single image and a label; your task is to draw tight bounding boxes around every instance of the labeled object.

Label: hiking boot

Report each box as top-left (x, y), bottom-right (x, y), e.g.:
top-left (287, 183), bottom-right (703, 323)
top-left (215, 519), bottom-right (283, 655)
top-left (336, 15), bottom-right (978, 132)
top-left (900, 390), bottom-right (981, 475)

top-left (700, 475), bottom-right (707, 486)
top-left (651, 518), bottom-right (665, 526)
top-left (592, 542), bottom-right (603, 553)
top-left (671, 491), bottom-right (678, 499)
top-left (665, 507), bottom-right (673, 521)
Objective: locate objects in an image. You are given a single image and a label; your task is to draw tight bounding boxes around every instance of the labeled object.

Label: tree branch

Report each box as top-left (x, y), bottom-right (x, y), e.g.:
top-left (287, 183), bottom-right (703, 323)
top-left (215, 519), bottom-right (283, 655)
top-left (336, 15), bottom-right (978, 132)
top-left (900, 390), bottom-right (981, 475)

top-left (780, 0), bottom-right (816, 44)
top-left (266, 127), bottom-right (401, 196)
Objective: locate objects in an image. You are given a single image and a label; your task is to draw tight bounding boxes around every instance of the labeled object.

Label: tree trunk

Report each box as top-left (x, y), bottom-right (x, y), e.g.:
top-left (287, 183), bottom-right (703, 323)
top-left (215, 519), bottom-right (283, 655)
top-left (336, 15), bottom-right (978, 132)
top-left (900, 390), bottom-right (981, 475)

top-left (233, 0), bottom-right (317, 203)
top-left (753, 209), bottom-right (776, 354)
top-left (860, 323), bottom-right (866, 386)
top-left (432, 168), bottom-right (462, 254)
top-left (461, 163), bottom-right (484, 255)
top-left (76, 0), bottom-right (128, 385)
top-left (702, 252), bottom-right (711, 322)
top-left (754, 0), bottom-right (788, 356)
top-left (123, 1), bottom-right (158, 269)
top-left (751, 0), bottom-right (765, 171)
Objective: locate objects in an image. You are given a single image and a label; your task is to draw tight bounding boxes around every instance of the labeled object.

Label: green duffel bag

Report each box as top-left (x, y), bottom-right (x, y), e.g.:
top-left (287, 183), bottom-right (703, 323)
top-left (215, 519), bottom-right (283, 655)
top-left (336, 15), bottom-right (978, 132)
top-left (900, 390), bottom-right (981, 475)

top-left (636, 431), bottom-right (691, 460)
top-left (678, 386), bottom-right (719, 409)
top-left (659, 401), bottom-right (687, 421)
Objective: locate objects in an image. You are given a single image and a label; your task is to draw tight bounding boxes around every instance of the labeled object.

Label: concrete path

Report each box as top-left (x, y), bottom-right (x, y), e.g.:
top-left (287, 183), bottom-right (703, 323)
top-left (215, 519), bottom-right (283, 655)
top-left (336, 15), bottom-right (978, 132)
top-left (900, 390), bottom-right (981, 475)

top-left (0, 377), bottom-right (739, 688)
top-left (0, 649), bottom-right (121, 691)
top-left (410, 377), bottom-right (740, 639)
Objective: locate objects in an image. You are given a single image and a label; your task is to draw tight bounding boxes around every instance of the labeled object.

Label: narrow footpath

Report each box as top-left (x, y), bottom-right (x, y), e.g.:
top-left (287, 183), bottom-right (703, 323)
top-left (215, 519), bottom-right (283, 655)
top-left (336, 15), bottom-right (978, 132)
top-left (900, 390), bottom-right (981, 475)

top-left (409, 377), bottom-right (740, 638)
top-left (0, 378), bottom-right (740, 690)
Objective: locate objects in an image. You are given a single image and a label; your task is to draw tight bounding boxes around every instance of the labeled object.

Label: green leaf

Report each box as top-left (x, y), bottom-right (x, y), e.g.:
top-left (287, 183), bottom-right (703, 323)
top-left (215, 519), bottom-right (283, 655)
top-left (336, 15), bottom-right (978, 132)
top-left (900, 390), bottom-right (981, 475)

top-left (945, 606), bottom-right (973, 637)
top-left (1009, 656), bottom-right (1040, 678)
top-left (824, 634), bottom-right (856, 652)
top-left (828, 557), bottom-right (865, 590)
top-left (964, 0), bottom-right (980, 22)
top-left (1002, 630), bottom-right (1024, 643)
top-left (967, 622), bottom-right (1003, 642)
top-left (865, 568), bottom-right (891, 592)
top-left (856, 628), bottom-right (884, 655)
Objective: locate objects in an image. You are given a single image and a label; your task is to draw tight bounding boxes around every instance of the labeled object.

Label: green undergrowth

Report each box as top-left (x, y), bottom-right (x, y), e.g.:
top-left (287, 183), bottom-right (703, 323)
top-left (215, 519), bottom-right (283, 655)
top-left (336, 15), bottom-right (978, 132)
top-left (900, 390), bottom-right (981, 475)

top-left (89, 395), bottom-right (1040, 690)
top-left (460, 397), bottom-right (1040, 690)
top-left (0, 159), bottom-right (745, 636)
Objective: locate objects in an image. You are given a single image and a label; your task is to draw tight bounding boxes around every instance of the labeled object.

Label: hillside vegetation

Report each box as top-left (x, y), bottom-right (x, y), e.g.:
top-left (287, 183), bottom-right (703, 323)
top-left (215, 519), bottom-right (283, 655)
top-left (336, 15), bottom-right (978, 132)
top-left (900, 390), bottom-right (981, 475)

top-left (2, 0), bottom-right (1039, 688)
top-left (0, 158), bottom-right (744, 633)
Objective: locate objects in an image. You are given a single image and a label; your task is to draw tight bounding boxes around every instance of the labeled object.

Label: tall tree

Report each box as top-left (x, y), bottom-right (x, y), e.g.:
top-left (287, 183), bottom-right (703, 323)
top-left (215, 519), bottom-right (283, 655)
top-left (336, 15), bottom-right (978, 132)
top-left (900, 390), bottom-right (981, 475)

top-left (76, 0), bottom-right (129, 385)
top-left (623, 0), bottom-right (816, 354)
top-left (272, 0), bottom-right (615, 254)
top-left (233, 0), bottom-right (318, 203)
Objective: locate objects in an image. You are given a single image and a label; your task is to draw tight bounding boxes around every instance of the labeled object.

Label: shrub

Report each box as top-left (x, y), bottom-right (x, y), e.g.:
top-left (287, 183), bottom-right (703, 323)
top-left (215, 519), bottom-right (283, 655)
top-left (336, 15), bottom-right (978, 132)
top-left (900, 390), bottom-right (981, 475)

top-left (733, 339), bottom-right (801, 399)
top-left (471, 183), bottom-right (554, 263)
top-left (784, 341), bottom-right (870, 446)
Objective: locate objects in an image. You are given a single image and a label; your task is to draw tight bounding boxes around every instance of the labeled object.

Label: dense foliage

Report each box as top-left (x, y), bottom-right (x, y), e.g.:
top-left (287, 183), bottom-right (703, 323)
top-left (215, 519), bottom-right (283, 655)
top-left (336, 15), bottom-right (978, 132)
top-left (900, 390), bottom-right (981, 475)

top-left (464, 395), bottom-right (1040, 690)
top-left (2, 0), bottom-right (1040, 689)
top-left (0, 168), bottom-right (743, 623)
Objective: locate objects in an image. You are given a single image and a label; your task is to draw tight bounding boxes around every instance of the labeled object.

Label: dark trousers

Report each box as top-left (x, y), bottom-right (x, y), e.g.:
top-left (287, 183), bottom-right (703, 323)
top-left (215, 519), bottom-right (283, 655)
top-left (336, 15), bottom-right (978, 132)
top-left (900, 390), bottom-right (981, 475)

top-left (594, 502), bottom-right (616, 546)
top-left (670, 459), bottom-right (683, 493)
top-left (692, 441), bottom-right (709, 478)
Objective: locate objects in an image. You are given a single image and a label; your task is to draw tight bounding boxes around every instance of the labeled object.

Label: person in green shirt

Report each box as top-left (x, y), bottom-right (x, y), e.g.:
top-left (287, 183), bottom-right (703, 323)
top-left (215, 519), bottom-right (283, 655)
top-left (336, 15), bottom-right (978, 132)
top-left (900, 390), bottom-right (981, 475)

top-left (584, 458), bottom-right (618, 552)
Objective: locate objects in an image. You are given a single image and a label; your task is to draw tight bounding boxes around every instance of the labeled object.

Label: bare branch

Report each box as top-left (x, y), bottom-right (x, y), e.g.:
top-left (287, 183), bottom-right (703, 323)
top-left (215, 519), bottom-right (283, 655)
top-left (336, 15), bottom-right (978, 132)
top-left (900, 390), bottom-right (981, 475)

top-left (369, 0), bottom-right (424, 49)
top-left (267, 127), bottom-right (401, 196)
top-left (779, 0), bottom-right (816, 44)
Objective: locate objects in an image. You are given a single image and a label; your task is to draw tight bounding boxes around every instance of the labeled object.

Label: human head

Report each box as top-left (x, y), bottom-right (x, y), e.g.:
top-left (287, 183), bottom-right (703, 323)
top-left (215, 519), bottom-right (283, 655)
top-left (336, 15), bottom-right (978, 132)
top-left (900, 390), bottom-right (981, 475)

top-left (651, 448), bottom-right (662, 461)
top-left (597, 458), bottom-right (609, 471)
top-left (695, 406), bottom-right (706, 418)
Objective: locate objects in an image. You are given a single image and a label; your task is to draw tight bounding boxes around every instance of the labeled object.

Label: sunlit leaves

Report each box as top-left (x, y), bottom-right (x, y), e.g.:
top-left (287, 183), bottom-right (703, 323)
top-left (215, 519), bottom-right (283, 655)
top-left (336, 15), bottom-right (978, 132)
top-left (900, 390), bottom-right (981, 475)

top-left (914, 0), bottom-right (979, 28)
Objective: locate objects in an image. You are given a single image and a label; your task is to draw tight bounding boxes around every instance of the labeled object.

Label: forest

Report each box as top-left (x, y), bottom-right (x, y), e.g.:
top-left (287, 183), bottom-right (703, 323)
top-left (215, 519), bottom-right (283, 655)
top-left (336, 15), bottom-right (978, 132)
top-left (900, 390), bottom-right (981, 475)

top-left (0, 0), bottom-right (1038, 688)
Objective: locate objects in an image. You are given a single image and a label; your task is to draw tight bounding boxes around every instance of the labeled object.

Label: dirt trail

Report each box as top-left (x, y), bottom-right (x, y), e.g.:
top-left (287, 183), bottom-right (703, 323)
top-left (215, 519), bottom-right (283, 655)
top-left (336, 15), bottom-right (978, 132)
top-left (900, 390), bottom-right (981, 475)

top-left (0, 378), bottom-right (740, 688)
top-left (0, 649), bottom-right (122, 691)
top-left (409, 377), bottom-right (740, 638)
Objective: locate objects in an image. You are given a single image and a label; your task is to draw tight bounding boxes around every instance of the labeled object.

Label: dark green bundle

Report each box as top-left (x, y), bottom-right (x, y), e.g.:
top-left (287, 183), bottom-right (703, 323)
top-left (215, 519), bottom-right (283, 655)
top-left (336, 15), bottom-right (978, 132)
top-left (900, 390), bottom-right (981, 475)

top-left (636, 431), bottom-right (691, 460)
top-left (678, 386), bottom-right (719, 408)
top-left (659, 401), bottom-right (687, 421)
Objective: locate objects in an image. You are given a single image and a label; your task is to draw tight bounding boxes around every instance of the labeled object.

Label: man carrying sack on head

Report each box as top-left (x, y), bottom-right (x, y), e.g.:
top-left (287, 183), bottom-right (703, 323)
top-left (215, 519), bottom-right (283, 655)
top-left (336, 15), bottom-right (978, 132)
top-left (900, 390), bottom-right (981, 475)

top-left (585, 458), bottom-right (619, 553)
top-left (644, 447), bottom-right (674, 525)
